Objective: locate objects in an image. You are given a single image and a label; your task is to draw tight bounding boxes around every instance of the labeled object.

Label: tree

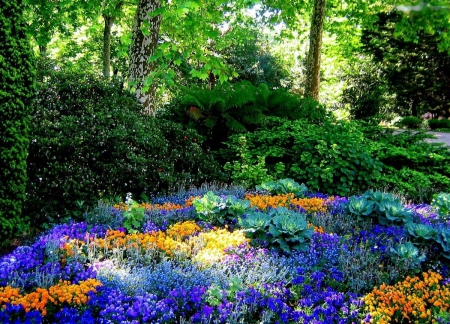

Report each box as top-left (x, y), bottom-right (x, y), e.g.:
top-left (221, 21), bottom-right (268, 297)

top-left (362, 11), bottom-right (450, 117)
top-left (303, 0), bottom-right (327, 100)
top-left (128, 0), bottom-right (162, 114)
top-left (0, 0), bottom-right (36, 237)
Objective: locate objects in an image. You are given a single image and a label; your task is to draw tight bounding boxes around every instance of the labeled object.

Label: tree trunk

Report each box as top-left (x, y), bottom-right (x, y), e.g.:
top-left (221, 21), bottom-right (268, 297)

top-left (128, 0), bottom-right (162, 115)
top-left (102, 14), bottom-right (115, 78)
top-left (304, 0), bottom-right (327, 100)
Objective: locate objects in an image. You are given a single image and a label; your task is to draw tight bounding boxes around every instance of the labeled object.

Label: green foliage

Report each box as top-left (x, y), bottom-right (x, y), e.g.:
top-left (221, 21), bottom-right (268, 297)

top-left (26, 72), bottom-right (222, 227)
top-left (347, 196), bottom-right (375, 223)
top-left (192, 191), bottom-right (250, 226)
top-left (436, 229), bottom-right (450, 260)
top-left (0, 0), bottom-right (36, 239)
top-left (161, 82), bottom-right (328, 153)
top-left (224, 118), bottom-right (382, 196)
top-left (431, 192), bottom-right (450, 218)
top-left (223, 136), bottom-right (275, 189)
top-left (396, 116), bottom-right (422, 129)
top-left (347, 190), bottom-right (412, 226)
top-left (362, 125), bottom-right (450, 202)
top-left (256, 178), bottom-right (308, 197)
top-left (389, 242), bottom-right (425, 270)
top-left (428, 119), bottom-right (450, 130)
top-left (123, 194), bottom-right (145, 233)
top-left (84, 201), bottom-right (123, 229)
top-left (361, 11), bottom-right (450, 117)
top-left (405, 223), bottom-right (439, 243)
top-left (341, 59), bottom-right (396, 121)
top-left (240, 207), bottom-right (313, 253)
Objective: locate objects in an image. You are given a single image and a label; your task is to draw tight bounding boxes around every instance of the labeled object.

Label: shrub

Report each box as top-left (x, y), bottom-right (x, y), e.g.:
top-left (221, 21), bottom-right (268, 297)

top-left (160, 82), bottom-right (329, 153)
top-left (396, 116), bottom-right (422, 129)
top-left (0, 0), bottom-right (36, 239)
top-left (362, 125), bottom-right (450, 201)
top-left (223, 118), bottom-right (382, 196)
top-left (25, 73), bottom-right (223, 227)
top-left (428, 118), bottom-right (450, 130)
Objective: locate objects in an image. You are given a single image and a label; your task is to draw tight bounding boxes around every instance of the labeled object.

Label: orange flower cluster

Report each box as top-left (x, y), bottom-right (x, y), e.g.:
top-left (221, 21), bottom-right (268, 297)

top-left (244, 193), bottom-right (329, 214)
top-left (83, 221), bottom-right (200, 257)
top-left (308, 223), bottom-right (324, 233)
top-left (0, 279), bottom-right (101, 316)
top-left (291, 197), bottom-right (328, 214)
top-left (364, 270), bottom-right (450, 324)
top-left (166, 220), bottom-right (200, 240)
top-left (244, 193), bottom-right (294, 210)
top-left (185, 196), bottom-right (201, 207)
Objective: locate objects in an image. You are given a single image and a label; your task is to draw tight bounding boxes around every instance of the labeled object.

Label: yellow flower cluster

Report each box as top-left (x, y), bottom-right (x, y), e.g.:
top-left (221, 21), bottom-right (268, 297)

top-left (192, 228), bottom-right (249, 265)
top-left (0, 279), bottom-right (101, 316)
top-left (244, 193), bottom-right (329, 214)
top-left (364, 270), bottom-right (450, 324)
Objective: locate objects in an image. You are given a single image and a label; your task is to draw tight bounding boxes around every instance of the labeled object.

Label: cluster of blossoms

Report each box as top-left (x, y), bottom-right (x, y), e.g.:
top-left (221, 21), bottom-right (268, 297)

top-left (364, 270), bottom-right (450, 323)
top-left (244, 193), bottom-right (331, 213)
top-left (2, 187), bottom-right (450, 323)
top-left (0, 279), bottom-right (101, 316)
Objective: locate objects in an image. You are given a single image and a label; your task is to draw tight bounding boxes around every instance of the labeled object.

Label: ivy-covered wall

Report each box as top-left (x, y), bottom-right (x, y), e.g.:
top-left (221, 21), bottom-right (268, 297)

top-left (0, 0), bottom-right (36, 237)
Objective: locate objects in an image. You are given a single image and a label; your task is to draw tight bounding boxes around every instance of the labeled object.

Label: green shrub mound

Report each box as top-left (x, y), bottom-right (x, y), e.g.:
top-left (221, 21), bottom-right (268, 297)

top-left (396, 116), bottom-right (422, 129)
top-left (363, 126), bottom-right (450, 201)
top-left (26, 73), bottom-right (223, 226)
top-left (160, 81), bottom-right (329, 153)
top-left (428, 119), bottom-right (450, 130)
top-left (0, 0), bottom-right (36, 238)
top-left (223, 117), bottom-right (382, 196)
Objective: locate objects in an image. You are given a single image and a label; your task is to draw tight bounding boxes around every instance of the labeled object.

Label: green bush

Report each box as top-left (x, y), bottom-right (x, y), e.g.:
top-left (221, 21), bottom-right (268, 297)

top-left (428, 119), bottom-right (450, 130)
top-left (160, 81), bottom-right (329, 153)
top-left (25, 73), bottom-right (223, 226)
top-left (0, 0), bottom-right (36, 239)
top-left (362, 125), bottom-right (450, 201)
top-left (396, 116), bottom-right (422, 129)
top-left (223, 118), bottom-right (382, 196)
top-left (360, 127), bottom-right (450, 202)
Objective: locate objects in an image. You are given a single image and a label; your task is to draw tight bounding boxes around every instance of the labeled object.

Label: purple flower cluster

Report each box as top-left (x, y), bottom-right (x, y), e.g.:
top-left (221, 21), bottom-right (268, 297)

top-left (292, 270), bottom-right (363, 323)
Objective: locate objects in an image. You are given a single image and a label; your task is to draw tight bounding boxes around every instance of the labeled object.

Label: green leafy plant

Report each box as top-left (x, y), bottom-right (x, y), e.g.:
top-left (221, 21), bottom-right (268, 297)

top-left (26, 72), bottom-right (222, 227)
top-left (347, 196), bottom-right (375, 224)
top-left (224, 118), bottom-right (383, 196)
top-left (389, 242), bottom-right (425, 270)
top-left (240, 207), bottom-right (313, 253)
top-left (431, 192), bottom-right (450, 218)
top-left (192, 191), bottom-right (250, 225)
top-left (396, 116), bottom-right (422, 129)
top-left (377, 201), bottom-right (412, 226)
top-left (427, 119), bottom-right (450, 130)
top-left (224, 136), bottom-right (274, 189)
top-left (0, 0), bottom-right (35, 239)
top-left (256, 178), bottom-right (308, 197)
top-left (123, 194), bottom-right (145, 233)
top-left (435, 229), bottom-right (450, 260)
top-left (347, 190), bottom-right (412, 226)
top-left (405, 223), bottom-right (439, 243)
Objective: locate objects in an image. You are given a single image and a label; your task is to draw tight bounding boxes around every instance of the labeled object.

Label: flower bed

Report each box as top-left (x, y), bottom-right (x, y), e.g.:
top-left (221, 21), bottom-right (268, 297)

top-left (1, 179), bottom-right (450, 323)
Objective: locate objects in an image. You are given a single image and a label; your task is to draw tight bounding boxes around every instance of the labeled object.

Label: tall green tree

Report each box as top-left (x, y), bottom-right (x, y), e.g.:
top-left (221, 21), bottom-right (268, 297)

top-left (303, 0), bottom-right (326, 100)
top-left (0, 0), bottom-right (36, 237)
